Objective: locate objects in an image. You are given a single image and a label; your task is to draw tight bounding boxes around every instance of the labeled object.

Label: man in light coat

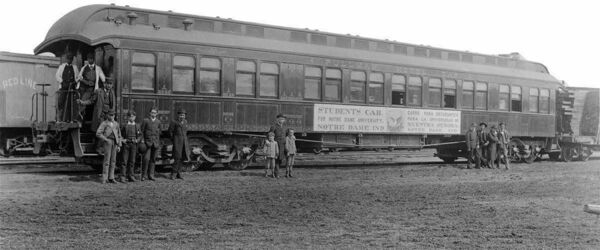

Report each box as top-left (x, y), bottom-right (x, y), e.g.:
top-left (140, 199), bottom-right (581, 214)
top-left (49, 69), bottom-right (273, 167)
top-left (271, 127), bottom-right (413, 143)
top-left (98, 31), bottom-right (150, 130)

top-left (96, 110), bottom-right (122, 184)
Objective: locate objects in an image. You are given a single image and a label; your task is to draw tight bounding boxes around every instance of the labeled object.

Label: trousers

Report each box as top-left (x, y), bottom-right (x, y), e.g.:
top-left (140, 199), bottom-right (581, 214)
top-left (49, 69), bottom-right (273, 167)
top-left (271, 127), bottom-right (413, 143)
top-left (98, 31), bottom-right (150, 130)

top-left (121, 142), bottom-right (137, 178)
top-left (142, 144), bottom-right (158, 178)
top-left (102, 139), bottom-right (118, 181)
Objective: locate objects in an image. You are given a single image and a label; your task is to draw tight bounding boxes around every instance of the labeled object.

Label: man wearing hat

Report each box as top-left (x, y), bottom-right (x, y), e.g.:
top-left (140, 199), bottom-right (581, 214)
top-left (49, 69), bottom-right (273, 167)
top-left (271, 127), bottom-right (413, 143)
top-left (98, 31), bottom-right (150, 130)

top-left (140, 108), bottom-right (161, 181)
top-left (96, 110), bottom-right (122, 184)
top-left (268, 113), bottom-right (287, 178)
top-left (120, 110), bottom-right (142, 182)
top-left (465, 122), bottom-right (480, 169)
top-left (79, 78), bottom-right (115, 132)
top-left (498, 122), bottom-right (511, 169)
top-left (477, 122), bottom-right (489, 167)
top-left (77, 53), bottom-right (106, 119)
top-left (55, 54), bottom-right (79, 121)
top-left (487, 125), bottom-right (500, 169)
top-left (168, 109), bottom-right (190, 180)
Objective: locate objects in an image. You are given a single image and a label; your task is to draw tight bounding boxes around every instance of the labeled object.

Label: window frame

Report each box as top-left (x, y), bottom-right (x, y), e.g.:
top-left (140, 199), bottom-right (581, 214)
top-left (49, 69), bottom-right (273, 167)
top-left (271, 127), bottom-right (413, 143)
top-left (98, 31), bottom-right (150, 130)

top-left (510, 85), bottom-right (522, 112)
top-left (130, 51), bottom-right (157, 92)
top-left (171, 54), bottom-right (196, 94)
top-left (324, 68), bottom-right (342, 102)
top-left (391, 74), bottom-right (406, 106)
top-left (462, 80), bottom-right (475, 109)
top-left (258, 61), bottom-right (280, 99)
top-left (350, 70), bottom-right (367, 103)
top-left (235, 59), bottom-right (257, 97)
top-left (443, 79), bottom-right (457, 109)
top-left (368, 72), bottom-right (384, 104)
top-left (407, 76), bottom-right (423, 106)
top-left (198, 56), bottom-right (222, 95)
top-left (540, 89), bottom-right (550, 113)
top-left (529, 87), bottom-right (539, 113)
top-left (428, 77), bottom-right (442, 108)
top-left (304, 65), bottom-right (322, 100)
top-left (475, 82), bottom-right (488, 110)
top-left (498, 84), bottom-right (510, 111)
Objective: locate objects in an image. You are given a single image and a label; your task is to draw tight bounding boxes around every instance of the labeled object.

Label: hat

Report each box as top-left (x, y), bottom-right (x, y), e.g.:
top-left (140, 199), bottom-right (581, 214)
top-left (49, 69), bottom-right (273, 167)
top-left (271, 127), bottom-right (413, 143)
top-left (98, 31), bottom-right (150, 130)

top-left (499, 122), bottom-right (505, 126)
top-left (106, 110), bottom-right (115, 116)
top-left (177, 109), bottom-right (187, 114)
top-left (276, 113), bottom-right (286, 119)
top-left (491, 125), bottom-right (497, 129)
top-left (137, 142), bottom-right (147, 154)
top-left (479, 122), bottom-right (487, 127)
top-left (127, 110), bottom-right (136, 117)
top-left (470, 123), bottom-right (477, 127)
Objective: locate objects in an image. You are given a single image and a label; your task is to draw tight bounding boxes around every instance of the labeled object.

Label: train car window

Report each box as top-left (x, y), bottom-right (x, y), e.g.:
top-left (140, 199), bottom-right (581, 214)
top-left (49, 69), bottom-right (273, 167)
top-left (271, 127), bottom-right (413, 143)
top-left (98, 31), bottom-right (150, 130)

top-left (199, 57), bottom-right (221, 94)
top-left (462, 81), bottom-right (474, 109)
top-left (529, 88), bottom-right (539, 112)
top-left (350, 71), bottom-right (366, 103)
top-left (408, 76), bottom-right (422, 106)
top-left (391, 74), bottom-right (406, 105)
top-left (259, 63), bottom-right (279, 98)
top-left (325, 69), bottom-right (342, 101)
top-left (511, 86), bottom-right (522, 112)
top-left (498, 84), bottom-right (509, 111)
top-left (235, 60), bottom-right (256, 96)
top-left (368, 72), bottom-right (384, 104)
top-left (443, 80), bottom-right (457, 108)
top-left (172, 55), bottom-right (195, 93)
top-left (475, 82), bottom-right (488, 110)
top-left (131, 52), bottom-right (156, 91)
top-left (304, 67), bottom-right (322, 100)
top-left (540, 89), bottom-right (550, 113)
top-left (428, 78), bottom-right (442, 107)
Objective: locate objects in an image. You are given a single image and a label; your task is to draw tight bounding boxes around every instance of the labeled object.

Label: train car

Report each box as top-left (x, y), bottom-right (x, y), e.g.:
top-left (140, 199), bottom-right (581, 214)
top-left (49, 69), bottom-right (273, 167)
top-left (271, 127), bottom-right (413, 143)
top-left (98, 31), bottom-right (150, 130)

top-left (33, 4), bottom-right (566, 169)
top-left (0, 52), bottom-right (60, 156)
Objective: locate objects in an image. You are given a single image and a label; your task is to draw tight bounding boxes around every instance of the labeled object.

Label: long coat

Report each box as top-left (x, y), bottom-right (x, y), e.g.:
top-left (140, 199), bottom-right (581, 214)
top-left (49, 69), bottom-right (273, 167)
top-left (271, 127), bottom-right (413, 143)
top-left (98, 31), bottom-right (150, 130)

top-left (169, 119), bottom-right (190, 161)
top-left (141, 118), bottom-right (161, 148)
top-left (465, 128), bottom-right (478, 150)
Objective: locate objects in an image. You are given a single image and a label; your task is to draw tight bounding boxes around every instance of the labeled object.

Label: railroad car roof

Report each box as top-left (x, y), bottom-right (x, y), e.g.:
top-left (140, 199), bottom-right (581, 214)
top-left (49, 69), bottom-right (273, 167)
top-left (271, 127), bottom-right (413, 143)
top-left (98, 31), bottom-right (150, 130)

top-left (36, 4), bottom-right (560, 83)
top-left (0, 51), bottom-right (60, 65)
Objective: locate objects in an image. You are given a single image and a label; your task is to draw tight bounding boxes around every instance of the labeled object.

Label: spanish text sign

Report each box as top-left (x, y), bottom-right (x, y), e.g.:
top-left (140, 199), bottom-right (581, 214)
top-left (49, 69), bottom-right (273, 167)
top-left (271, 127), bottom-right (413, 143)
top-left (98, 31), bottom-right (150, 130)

top-left (313, 104), bottom-right (461, 134)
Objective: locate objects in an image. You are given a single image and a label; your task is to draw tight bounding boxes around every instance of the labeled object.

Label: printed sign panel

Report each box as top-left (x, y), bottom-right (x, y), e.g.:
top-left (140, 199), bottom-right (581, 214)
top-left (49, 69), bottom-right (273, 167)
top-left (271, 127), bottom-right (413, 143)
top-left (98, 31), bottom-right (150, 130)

top-left (313, 104), bottom-right (461, 134)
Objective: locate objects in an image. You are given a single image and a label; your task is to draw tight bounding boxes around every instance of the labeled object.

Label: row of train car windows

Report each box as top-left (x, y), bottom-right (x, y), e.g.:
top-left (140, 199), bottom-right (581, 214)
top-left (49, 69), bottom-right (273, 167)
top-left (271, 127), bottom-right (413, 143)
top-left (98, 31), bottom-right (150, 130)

top-left (130, 52), bottom-right (550, 113)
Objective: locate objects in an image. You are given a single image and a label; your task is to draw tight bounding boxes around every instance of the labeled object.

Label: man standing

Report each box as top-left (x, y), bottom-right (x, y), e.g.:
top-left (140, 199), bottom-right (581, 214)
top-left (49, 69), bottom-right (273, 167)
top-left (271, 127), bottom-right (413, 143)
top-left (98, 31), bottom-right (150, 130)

top-left (120, 111), bottom-right (141, 182)
top-left (168, 109), bottom-right (190, 180)
top-left (477, 122), bottom-right (489, 168)
top-left (268, 113), bottom-right (286, 178)
top-left (487, 125), bottom-right (500, 169)
top-left (140, 108), bottom-right (161, 181)
top-left (465, 123), bottom-right (480, 169)
top-left (77, 53), bottom-right (105, 117)
top-left (96, 110), bottom-right (122, 184)
top-left (498, 122), bottom-right (511, 169)
top-left (55, 54), bottom-right (79, 121)
top-left (78, 79), bottom-right (115, 132)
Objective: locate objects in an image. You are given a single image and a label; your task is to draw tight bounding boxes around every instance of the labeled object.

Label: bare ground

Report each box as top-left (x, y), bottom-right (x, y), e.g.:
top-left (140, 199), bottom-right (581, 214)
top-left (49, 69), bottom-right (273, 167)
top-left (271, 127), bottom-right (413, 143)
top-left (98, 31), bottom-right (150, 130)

top-left (1, 158), bottom-right (600, 249)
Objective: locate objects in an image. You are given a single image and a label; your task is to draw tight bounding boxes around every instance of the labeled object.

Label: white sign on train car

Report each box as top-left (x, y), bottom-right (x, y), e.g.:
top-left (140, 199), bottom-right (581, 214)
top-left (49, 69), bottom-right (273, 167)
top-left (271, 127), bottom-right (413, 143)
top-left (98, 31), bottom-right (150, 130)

top-left (313, 104), bottom-right (461, 134)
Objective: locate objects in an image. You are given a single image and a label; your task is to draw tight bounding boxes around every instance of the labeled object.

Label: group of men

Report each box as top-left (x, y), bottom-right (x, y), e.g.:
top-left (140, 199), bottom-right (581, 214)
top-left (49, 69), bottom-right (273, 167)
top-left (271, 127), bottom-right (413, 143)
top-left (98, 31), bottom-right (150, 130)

top-left (465, 122), bottom-right (511, 169)
top-left (95, 108), bottom-right (191, 184)
top-left (55, 53), bottom-right (107, 124)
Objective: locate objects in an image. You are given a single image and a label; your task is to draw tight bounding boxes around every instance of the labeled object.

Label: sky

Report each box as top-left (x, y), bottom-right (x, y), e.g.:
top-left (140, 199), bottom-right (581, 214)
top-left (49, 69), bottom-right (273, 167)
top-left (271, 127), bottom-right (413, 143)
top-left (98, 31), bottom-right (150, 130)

top-left (1, 0), bottom-right (598, 88)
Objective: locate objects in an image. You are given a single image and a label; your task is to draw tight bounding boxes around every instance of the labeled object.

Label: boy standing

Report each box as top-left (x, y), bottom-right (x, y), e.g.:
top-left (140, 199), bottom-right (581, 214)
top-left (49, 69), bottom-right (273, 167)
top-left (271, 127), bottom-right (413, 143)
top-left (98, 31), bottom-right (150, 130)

top-left (285, 128), bottom-right (297, 177)
top-left (263, 132), bottom-right (279, 178)
top-left (120, 111), bottom-right (141, 182)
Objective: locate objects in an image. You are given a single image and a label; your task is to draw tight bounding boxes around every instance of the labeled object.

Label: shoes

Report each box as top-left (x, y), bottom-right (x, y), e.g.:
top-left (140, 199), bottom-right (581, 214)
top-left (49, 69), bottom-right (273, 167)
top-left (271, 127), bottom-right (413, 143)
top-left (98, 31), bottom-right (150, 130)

top-left (148, 177), bottom-right (156, 181)
top-left (176, 175), bottom-right (183, 180)
top-left (264, 173), bottom-right (269, 178)
top-left (108, 179), bottom-right (117, 184)
top-left (170, 174), bottom-right (175, 180)
top-left (101, 180), bottom-right (107, 184)
top-left (140, 177), bottom-right (146, 181)
top-left (128, 176), bottom-right (137, 182)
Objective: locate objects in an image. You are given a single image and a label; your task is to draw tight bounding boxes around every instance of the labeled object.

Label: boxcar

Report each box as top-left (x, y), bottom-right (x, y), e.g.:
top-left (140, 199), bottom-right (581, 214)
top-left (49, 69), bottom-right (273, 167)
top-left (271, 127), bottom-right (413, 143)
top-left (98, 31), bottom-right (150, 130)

top-left (33, 4), bottom-right (564, 168)
top-left (0, 52), bottom-right (59, 155)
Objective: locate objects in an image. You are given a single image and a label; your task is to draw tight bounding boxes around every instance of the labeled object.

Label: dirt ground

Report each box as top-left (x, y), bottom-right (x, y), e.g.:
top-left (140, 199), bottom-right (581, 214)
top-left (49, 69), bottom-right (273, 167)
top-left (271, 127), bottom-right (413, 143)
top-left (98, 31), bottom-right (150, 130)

top-left (1, 157), bottom-right (600, 249)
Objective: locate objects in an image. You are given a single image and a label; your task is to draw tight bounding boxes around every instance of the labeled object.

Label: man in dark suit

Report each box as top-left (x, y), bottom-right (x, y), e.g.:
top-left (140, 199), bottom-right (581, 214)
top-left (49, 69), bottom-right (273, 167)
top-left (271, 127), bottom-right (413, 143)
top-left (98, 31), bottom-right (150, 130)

top-left (268, 113), bottom-right (286, 178)
top-left (120, 110), bottom-right (141, 182)
top-left (477, 122), bottom-right (489, 168)
top-left (465, 123), bottom-right (480, 169)
top-left (78, 79), bottom-right (115, 132)
top-left (140, 108), bottom-right (161, 181)
top-left (168, 109), bottom-right (190, 180)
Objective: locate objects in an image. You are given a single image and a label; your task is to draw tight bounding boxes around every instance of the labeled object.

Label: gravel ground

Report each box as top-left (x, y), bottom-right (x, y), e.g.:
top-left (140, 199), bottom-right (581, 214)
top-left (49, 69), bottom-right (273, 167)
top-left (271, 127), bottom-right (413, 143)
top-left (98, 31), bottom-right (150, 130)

top-left (1, 158), bottom-right (600, 249)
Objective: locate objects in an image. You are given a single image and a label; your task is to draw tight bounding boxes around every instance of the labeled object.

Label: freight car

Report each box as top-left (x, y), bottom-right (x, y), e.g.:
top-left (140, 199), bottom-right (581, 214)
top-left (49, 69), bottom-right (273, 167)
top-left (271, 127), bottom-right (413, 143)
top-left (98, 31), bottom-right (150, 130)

top-left (22, 4), bottom-right (596, 169)
top-left (0, 52), bottom-right (59, 156)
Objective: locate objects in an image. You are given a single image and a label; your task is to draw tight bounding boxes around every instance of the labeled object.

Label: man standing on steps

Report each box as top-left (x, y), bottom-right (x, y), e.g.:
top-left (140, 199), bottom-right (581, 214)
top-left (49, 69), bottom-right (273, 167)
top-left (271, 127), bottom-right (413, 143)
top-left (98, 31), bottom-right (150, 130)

top-left (77, 53), bottom-right (105, 119)
top-left (140, 108), bottom-right (161, 181)
top-left (268, 113), bottom-right (286, 178)
top-left (78, 79), bottom-right (115, 132)
top-left (55, 54), bottom-right (79, 121)
top-left (168, 109), bottom-right (190, 180)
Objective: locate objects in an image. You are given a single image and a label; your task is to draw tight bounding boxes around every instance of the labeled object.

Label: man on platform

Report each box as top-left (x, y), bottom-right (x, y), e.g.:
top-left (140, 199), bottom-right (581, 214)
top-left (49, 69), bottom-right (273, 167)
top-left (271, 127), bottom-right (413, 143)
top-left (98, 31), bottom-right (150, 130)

top-left (78, 79), bottom-right (115, 132)
top-left (77, 53), bottom-right (105, 118)
top-left (55, 54), bottom-right (79, 121)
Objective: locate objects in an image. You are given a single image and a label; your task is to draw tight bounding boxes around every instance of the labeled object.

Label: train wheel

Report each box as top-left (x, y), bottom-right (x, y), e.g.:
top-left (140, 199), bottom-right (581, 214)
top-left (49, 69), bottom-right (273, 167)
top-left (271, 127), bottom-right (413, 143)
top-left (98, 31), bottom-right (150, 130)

top-left (312, 148), bottom-right (322, 154)
top-left (522, 151), bottom-right (537, 164)
top-left (561, 146), bottom-right (575, 162)
top-left (548, 152), bottom-right (561, 161)
top-left (577, 146), bottom-right (592, 161)
top-left (226, 160), bottom-right (249, 171)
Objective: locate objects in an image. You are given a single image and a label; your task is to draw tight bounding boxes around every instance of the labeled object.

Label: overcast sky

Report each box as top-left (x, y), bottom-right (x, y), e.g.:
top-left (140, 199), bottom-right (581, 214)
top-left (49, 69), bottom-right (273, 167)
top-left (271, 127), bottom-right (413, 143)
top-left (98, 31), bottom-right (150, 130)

top-left (1, 0), bottom-right (598, 88)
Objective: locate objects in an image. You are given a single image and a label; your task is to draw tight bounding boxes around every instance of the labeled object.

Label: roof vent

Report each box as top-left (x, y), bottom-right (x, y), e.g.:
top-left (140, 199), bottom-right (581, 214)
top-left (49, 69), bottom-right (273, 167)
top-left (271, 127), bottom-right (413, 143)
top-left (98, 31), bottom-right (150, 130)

top-left (183, 18), bottom-right (194, 31)
top-left (126, 12), bottom-right (138, 25)
top-left (153, 23), bottom-right (161, 30)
